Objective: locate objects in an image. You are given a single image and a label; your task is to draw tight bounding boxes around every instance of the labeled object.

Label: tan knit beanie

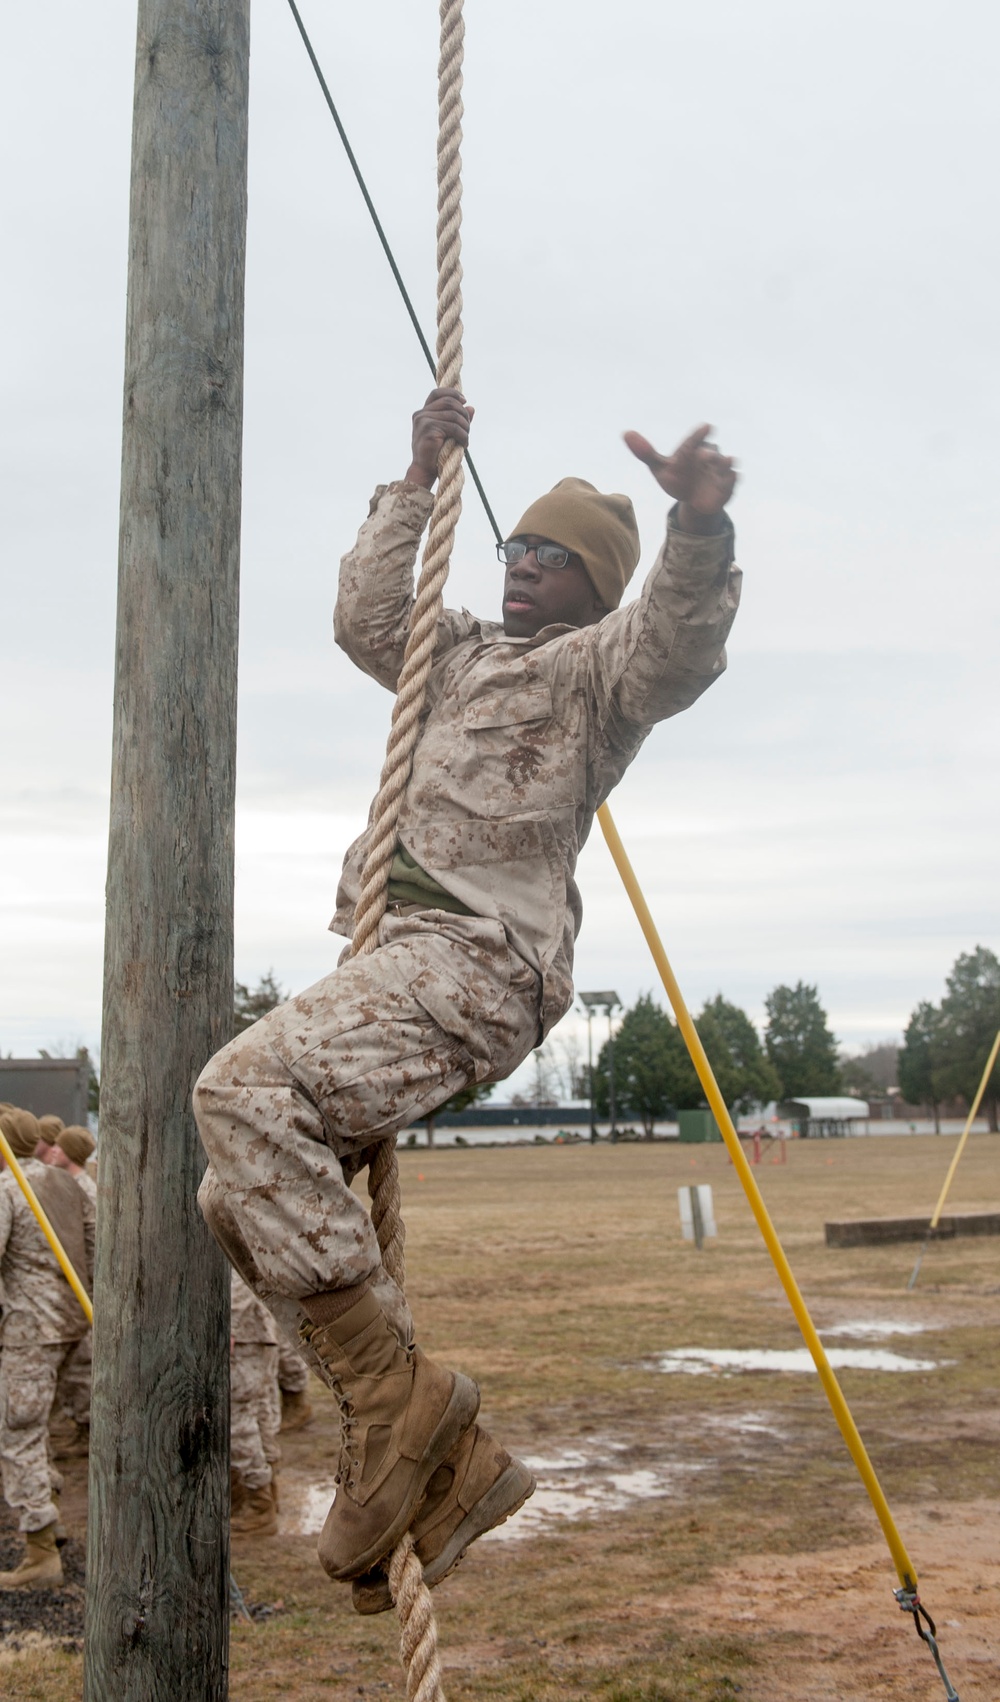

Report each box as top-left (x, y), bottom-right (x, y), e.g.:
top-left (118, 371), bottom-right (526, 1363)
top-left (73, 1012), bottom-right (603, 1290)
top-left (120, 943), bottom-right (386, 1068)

top-left (0, 1108), bottom-right (41, 1159)
top-left (507, 477), bottom-right (640, 610)
top-left (58, 1125), bottom-right (96, 1166)
top-left (38, 1114), bottom-right (65, 1143)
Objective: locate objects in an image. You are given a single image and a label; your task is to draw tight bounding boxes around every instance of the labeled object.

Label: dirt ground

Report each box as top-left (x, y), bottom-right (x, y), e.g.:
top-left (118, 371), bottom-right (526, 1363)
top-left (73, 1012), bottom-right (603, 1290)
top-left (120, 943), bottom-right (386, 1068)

top-left (2, 1133), bottom-right (998, 1702)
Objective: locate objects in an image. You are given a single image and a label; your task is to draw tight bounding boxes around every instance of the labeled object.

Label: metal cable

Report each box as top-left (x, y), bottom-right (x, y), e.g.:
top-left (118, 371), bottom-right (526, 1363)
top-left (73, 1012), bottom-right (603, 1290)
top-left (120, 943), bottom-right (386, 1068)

top-left (283, 0), bottom-right (502, 545)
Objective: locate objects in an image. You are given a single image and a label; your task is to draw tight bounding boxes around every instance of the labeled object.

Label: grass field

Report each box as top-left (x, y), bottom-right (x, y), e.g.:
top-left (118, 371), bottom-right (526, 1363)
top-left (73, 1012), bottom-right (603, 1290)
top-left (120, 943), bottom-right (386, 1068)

top-left (4, 1133), bottom-right (998, 1701)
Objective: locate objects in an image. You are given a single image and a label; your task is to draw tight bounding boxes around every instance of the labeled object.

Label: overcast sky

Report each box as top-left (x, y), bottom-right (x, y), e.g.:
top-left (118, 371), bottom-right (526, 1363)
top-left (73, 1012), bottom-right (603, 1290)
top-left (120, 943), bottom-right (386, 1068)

top-left (3, 1), bottom-right (998, 1090)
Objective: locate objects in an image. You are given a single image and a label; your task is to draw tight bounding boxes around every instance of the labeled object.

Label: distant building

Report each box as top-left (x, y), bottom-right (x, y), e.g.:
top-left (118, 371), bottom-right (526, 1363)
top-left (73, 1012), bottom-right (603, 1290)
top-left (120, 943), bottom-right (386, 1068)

top-left (0, 1056), bottom-right (91, 1127)
top-left (776, 1096), bottom-right (869, 1137)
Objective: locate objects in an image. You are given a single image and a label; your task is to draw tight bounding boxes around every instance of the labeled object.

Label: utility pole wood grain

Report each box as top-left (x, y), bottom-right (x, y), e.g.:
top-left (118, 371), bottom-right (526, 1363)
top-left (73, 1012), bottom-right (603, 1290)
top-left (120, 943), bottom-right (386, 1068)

top-left (83, 3), bottom-right (250, 1696)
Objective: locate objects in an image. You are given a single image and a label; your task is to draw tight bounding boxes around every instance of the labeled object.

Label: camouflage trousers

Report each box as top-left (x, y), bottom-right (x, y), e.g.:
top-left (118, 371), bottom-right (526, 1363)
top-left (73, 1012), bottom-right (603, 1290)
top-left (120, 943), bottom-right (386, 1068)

top-left (0, 1341), bottom-right (81, 1532)
top-left (277, 1339), bottom-right (309, 1396)
top-left (231, 1343), bottom-right (281, 1491)
top-left (194, 911), bottom-right (541, 1311)
top-left (56, 1332), bottom-right (91, 1426)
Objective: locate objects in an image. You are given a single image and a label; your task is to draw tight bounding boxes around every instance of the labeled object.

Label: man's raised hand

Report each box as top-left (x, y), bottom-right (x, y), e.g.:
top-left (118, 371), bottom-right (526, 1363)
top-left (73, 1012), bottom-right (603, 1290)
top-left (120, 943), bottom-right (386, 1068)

top-left (624, 425), bottom-right (737, 534)
top-left (405, 387), bottom-right (475, 490)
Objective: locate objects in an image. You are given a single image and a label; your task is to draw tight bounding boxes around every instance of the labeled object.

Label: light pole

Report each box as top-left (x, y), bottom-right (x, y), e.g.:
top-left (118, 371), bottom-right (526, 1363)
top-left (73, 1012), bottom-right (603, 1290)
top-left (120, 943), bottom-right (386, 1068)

top-left (607, 1001), bottom-right (620, 1141)
top-left (579, 991), bottom-right (621, 1142)
top-left (581, 1001), bottom-right (595, 1141)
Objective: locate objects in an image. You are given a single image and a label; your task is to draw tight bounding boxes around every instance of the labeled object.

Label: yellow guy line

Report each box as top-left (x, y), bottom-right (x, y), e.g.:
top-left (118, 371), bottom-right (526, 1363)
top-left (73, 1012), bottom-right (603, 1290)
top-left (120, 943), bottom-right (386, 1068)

top-left (597, 802), bottom-right (918, 1592)
top-left (0, 1127), bottom-right (94, 1325)
top-left (929, 1028), bottom-right (1000, 1230)
top-left (908, 1024), bottom-right (1000, 1290)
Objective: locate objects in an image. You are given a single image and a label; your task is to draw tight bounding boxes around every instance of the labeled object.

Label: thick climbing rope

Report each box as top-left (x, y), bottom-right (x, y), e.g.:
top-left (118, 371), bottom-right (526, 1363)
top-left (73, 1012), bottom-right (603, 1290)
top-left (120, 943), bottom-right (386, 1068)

top-left (350, 0), bottom-right (466, 970)
top-left (352, 0), bottom-right (466, 1288)
top-left (348, 4), bottom-right (466, 1696)
top-left (283, 0), bottom-right (501, 545)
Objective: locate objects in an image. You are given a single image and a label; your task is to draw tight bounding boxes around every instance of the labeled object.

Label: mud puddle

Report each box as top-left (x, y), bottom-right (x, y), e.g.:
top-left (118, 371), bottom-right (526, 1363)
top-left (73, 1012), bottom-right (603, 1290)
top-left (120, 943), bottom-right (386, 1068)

top-left (278, 1438), bottom-right (701, 1541)
top-left (487, 1441), bottom-right (702, 1542)
top-left (650, 1345), bottom-right (943, 1374)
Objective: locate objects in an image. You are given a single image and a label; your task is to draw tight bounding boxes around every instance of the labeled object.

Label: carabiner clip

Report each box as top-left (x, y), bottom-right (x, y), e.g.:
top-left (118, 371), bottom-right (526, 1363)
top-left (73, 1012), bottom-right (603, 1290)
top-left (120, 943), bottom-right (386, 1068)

top-left (894, 1587), bottom-right (960, 1702)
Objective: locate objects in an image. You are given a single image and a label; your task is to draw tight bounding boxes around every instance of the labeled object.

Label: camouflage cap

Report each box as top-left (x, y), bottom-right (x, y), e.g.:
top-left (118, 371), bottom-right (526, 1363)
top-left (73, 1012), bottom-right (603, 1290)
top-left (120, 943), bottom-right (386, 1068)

top-left (0, 1108), bottom-right (42, 1159)
top-left (57, 1125), bottom-right (96, 1167)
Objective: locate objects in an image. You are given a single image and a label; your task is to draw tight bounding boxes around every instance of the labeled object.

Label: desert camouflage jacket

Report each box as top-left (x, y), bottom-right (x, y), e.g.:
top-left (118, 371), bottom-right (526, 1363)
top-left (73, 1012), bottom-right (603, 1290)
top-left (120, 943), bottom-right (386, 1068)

top-left (74, 1168), bottom-right (97, 1210)
top-left (333, 480), bottom-right (741, 1034)
top-left (0, 1159), bottom-right (93, 1345)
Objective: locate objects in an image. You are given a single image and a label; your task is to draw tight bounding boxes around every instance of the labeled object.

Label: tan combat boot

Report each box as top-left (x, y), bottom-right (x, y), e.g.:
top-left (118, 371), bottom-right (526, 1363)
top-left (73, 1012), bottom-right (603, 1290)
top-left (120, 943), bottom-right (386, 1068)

top-left (304, 1290), bottom-right (479, 1581)
top-left (280, 1389), bottom-right (314, 1432)
top-left (0, 1522), bottom-right (64, 1589)
top-left (351, 1421), bottom-right (535, 1613)
top-left (232, 1484), bottom-right (278, 1538)
top-left (51, 1488), bottom-right (68, 1549)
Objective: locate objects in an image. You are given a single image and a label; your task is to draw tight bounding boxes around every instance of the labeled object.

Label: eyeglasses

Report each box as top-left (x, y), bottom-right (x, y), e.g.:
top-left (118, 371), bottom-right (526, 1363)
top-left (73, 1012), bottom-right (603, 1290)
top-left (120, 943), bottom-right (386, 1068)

top-left (496, 539), bottom-right (573, 569)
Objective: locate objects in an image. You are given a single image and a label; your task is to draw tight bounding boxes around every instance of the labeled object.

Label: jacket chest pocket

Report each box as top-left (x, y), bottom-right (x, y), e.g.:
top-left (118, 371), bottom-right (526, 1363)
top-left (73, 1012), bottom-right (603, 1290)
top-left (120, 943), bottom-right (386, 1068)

top-left (464, 680), bottom-right (553, 732)
top-left (463, 681), bottom-right (576, 810)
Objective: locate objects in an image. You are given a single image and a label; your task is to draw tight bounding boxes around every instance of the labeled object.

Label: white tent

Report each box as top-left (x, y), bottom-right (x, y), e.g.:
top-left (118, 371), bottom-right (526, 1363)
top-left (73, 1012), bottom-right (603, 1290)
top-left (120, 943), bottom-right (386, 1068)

top-left (777, 1097), bottom-right (869, 1136)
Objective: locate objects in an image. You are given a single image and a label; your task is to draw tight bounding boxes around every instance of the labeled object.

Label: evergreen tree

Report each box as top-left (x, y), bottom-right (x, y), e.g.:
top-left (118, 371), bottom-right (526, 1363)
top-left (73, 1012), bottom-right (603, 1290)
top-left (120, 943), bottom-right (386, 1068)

top-left (593, 994), bottom-right (679, 1135)
top-left (80, 1045), bottom-right (101, 1115)
top-left (594, 992), bottom-right (783, 1131)
top-left (668, 1006), bottom-right (742, 1112)
top-left (936, 946), bottom-right (1000, 1131)
top-left (700, 994), bottom-right (782, 1110)
top-left (764, 982), bottom-right (841, 1097)
top-left (233, 970), bottom-right (285, 1037)
top-left (898, 1001), bottom-right (945, 1131)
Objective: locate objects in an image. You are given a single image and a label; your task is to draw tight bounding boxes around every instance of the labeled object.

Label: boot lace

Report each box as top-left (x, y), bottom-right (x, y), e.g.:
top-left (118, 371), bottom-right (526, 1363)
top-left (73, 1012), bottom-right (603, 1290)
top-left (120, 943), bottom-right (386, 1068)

top-left (299, 1317), bottom-right (361, 1488)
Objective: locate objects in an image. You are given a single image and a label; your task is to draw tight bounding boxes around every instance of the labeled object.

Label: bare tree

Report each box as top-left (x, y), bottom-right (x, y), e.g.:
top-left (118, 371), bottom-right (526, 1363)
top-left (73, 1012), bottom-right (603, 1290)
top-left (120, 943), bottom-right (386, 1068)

top-left (840, 1040), bottom-right (900, 1096)
top-left (511, 1044), bottom-right (562, 1107)
top-left (551, 1028), bottom-right (585, 1101)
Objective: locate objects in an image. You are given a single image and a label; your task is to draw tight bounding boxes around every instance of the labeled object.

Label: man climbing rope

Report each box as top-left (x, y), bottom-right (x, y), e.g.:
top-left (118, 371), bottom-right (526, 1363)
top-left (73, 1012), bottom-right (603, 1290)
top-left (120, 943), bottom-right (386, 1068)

top-left (194, 388), bottom-right (740, 1606)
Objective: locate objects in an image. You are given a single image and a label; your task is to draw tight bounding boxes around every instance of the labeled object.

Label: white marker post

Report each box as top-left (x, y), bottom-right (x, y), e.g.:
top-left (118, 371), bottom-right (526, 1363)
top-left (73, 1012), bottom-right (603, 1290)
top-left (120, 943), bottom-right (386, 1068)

top-left (679, 1184), bottom-right (716, 1249)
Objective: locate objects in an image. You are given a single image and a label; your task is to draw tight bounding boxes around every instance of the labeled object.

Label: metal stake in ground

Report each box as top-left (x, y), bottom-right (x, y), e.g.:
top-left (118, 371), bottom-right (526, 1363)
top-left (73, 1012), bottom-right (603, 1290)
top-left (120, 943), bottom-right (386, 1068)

top-left (690, 1185), bottom-right (705, 1250)
top-left (83, 2), bottom-right (250, 1696)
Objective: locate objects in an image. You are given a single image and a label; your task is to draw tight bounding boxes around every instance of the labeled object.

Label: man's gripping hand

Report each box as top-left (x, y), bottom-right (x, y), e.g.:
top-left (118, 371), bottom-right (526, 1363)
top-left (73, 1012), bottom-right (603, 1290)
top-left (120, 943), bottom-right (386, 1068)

top-left (404, 387), bottom-right (475, 490)
top-left (623, 425), bottom-right (737, 535)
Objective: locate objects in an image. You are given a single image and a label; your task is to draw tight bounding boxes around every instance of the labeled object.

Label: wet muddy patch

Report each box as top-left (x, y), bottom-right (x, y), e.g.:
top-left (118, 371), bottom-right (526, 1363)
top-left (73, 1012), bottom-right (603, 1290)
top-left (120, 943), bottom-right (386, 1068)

top-left (646, 1316), bottom-right (948, 1377)
top-left (278, 1437), bottom-right (703, 1542)
top-left (822, 1317), bottom-right (930, 1339)
top-left (649, 1345), bottom-right (944, 1374)
top-left (489, 1441), bottom-right (703, 1542)
top-left (278, 1473), bottom-right (337, 1538)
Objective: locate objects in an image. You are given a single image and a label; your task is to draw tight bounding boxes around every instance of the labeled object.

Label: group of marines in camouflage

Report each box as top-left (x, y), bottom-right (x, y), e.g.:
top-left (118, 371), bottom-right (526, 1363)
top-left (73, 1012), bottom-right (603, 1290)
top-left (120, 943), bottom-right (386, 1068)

top-left (0, 1103), bottom-right (314, 1589)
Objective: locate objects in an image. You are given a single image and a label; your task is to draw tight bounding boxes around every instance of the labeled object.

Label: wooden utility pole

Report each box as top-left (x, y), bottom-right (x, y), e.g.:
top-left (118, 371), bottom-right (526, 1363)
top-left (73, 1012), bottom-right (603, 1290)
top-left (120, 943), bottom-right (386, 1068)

top-left (84, 3), bottom-right (249, 1696)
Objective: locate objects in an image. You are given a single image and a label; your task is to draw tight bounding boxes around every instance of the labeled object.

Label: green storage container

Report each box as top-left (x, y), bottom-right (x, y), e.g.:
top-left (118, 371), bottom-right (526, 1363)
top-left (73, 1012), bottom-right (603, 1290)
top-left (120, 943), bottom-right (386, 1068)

top-left (677, 1109), bottom-right (723, 1143)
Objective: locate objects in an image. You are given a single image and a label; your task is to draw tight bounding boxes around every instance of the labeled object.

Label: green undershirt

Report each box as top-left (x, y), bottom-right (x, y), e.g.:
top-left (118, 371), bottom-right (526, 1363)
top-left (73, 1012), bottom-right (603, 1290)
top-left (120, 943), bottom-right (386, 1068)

top-left (386, 843), bottom-right (475, 916)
